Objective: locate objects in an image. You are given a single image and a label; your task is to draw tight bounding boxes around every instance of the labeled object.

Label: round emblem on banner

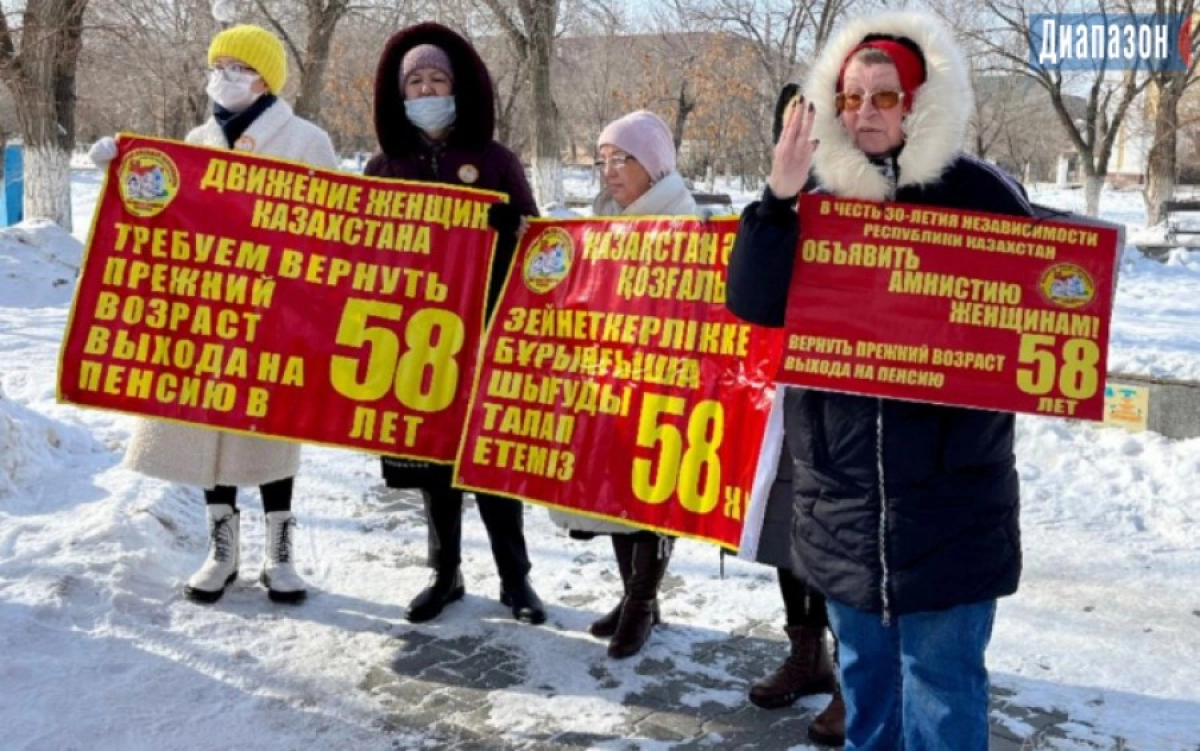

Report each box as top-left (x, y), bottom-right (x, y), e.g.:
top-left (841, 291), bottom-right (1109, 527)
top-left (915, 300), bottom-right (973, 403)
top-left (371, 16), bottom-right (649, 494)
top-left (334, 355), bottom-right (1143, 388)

top-left (458, 164), bottom-right (480, 184)
top-left (521, 227), bottom-right (574, 294)
top-left (234, 134), bottom-right (256, 152)
top-left (117, 148), bottom-right (181, 218)
top-left (1038, 263), bottom-right (1095, 309)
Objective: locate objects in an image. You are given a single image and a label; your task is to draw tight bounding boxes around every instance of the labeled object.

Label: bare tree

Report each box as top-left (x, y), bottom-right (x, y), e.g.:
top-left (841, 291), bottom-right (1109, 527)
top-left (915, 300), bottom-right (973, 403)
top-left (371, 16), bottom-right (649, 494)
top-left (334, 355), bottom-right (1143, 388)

top-left (252, 0), bottom-right (352, 124)
top-left (669, 0), bottom-right (859, 97)
top-left (970, 75), bottom-right (1066, 183)
top-left (1141, 0), bottom-right (1200, 225)
top-left (551, 3), bottom-right (628, 166)
top-left (476, 0), bottom-right (564, 206)
top-left (661, 0), bottom-right (865, 183)
top-left (965, 24), bottom-right (1068, 185)
top-left (600, 31), bottom-right (766, 181)
top-left (942, 0), bottom-right (1151, 216)
top-left (81, 0), bottom-right (215, 142)
top-left (0, 0), bottom-right (89, 230)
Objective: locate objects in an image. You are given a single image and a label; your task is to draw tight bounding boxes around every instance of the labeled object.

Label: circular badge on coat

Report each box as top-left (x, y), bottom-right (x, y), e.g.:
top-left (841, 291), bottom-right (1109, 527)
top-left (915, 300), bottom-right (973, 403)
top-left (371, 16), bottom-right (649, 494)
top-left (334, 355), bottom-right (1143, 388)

top-left (458, 164), bottom-right (480, 184)
top-left (234, 134), bottom-right (256, 152)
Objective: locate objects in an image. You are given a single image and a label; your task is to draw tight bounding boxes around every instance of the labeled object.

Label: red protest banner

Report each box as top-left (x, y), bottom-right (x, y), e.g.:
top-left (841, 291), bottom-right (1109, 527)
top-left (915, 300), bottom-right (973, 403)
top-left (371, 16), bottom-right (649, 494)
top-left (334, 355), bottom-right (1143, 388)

top-left (777, 195), bottom-right (1120, 420)
top-left (58, 134), bottom-right (500, 461)
top-left (454, 217), bottom-right (783, 549)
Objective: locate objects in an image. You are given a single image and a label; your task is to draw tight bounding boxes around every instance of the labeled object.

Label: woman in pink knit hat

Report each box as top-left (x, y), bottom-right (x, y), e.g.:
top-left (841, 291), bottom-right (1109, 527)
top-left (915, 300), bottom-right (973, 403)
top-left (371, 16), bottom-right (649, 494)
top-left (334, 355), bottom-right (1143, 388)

top-left (589, 110), bottom-right (696, 215)
top-left (549, 109), bottom-right (696, 659)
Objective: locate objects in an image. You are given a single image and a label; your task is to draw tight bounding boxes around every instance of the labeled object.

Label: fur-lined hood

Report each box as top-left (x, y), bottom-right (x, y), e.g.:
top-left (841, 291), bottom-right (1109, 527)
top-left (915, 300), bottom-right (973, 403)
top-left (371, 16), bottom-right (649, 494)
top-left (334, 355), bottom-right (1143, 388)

top-left (806, 11), bottom-right (971, 201)
top-left (373, 22), bottom-right (496, 158)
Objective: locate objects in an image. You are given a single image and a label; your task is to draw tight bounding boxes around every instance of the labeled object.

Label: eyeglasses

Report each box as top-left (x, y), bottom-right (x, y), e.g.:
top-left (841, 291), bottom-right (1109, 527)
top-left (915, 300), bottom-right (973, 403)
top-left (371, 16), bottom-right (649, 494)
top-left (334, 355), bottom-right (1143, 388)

top-left (835, 90), bottom-right (905, 112)
top-left (593, 154), bottom-right (637, 172)
top-left (208, 63), bottom-right (260, 81)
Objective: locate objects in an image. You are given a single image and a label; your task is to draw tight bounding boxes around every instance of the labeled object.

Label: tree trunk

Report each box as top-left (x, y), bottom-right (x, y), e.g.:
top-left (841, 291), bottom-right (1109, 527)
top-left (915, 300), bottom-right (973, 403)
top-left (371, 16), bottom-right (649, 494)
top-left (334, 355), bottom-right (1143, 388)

top-left (0, 0), bottom-right (89, 231)
top-left (1143, 79), bottom-right (1183, 227)
top-left (526, 3), bottom-right (562, 206)
top-left (12, 78), bottom-right (74, 230)
top-left (23, 144), bottom-right (72, 230)
top-left (291, 2), bottom-right (345, 124)
top-left (1083, 171), bottom-right (1104, 217)
top-left (496, 57), bottom-right (526, 149)
top-left (672, 79), bottom-right (694, 151)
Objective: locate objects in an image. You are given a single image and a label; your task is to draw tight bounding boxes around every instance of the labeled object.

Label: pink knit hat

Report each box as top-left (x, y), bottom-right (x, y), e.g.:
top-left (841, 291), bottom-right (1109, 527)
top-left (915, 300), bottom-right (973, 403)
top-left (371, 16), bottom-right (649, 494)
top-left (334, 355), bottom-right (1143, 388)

top-left (597, 110), bottom-right (676, 181)
top-left (401, 44), bottom-right (454, 82)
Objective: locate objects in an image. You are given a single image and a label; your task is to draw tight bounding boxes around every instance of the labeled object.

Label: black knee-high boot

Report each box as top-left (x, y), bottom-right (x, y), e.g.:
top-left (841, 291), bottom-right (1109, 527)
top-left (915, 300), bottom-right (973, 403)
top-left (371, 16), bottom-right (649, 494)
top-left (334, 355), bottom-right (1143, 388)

top-left (405, 486), bottom-right (466, 623)
top-left (608, 534), bottom-right (671, 658)
top-left (590, 533), bottom-right (660, 637)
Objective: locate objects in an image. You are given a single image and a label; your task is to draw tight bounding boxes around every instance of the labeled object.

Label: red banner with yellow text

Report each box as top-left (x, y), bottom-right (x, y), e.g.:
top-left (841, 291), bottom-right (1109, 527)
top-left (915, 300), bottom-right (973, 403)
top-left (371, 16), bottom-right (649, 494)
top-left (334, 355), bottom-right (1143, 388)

top-left (58, 135), bottom-right (501, 461)
top-left (778, 196), bottom-right (1120, 419)
top-left (454, 217), bottom-right (783, 549)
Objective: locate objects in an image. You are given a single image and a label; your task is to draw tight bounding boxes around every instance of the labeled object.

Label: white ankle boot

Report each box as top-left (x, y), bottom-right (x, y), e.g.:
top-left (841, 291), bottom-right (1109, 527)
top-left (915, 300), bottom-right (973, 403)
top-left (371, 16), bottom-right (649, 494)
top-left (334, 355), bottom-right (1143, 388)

top-left (261, 510), bottom-right (307, 603)
top-left (185, 504), bottom-right (240, 603)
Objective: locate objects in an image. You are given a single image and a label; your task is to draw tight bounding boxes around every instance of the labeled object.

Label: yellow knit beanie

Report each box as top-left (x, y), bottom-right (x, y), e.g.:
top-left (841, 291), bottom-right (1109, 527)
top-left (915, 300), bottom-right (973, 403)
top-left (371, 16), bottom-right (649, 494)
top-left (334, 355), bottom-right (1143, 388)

top-left (208, 24), bottom-right (287, 93)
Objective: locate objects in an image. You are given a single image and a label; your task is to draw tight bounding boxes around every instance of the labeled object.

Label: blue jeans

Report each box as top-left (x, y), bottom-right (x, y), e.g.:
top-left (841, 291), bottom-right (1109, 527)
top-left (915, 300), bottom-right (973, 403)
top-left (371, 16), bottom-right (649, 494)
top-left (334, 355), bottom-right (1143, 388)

top-left (825, 598), bottom-right (997, 751)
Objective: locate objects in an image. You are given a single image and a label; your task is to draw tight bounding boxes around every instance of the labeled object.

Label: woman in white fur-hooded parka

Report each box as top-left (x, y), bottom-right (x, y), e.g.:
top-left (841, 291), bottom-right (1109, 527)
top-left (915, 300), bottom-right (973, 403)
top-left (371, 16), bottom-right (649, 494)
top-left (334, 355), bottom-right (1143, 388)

top-left (727, 11), bottom-right (1035, 750)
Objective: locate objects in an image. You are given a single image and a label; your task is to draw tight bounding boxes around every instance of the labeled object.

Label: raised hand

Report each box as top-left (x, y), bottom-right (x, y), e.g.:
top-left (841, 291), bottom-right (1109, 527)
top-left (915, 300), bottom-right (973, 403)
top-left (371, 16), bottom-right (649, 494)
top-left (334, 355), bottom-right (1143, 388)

top-left (766, 96), bottom-right (818, 200)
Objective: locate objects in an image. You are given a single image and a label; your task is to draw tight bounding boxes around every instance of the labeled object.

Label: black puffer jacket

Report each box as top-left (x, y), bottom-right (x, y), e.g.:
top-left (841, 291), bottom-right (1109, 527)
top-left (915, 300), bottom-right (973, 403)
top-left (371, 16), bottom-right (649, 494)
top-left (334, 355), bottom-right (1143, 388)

top-left (727, 13), bottom-right (1033, 618)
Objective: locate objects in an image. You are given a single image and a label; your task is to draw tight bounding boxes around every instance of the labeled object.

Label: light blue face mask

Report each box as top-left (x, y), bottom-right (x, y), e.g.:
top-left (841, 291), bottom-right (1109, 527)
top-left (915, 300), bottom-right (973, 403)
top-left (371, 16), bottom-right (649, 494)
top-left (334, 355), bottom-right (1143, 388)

top-left (405, 96), bottom-right (456, 133)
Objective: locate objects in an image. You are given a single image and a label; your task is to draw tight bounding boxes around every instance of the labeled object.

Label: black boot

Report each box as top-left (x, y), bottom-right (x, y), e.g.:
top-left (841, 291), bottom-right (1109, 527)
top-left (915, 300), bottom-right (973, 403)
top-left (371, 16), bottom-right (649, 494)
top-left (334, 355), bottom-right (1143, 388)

top-left (476, 492), bottom-right (543, 624)
top-left (500, 576), bottom-right (546, 624)
top-left (589, 534), bottom-right (633, 637)
top-left (608, 535), bottom-right (671, 659)
top-left (405, 569), bottom-right (465, 623)
top-left (590, 534), bottom-right (662, 637)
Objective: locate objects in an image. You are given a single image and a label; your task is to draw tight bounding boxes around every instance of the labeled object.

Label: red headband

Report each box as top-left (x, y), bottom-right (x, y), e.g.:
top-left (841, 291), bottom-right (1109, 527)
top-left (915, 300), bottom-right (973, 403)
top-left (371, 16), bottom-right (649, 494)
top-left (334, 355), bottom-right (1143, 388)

top-left (837, 40), bottom-right (926, 104)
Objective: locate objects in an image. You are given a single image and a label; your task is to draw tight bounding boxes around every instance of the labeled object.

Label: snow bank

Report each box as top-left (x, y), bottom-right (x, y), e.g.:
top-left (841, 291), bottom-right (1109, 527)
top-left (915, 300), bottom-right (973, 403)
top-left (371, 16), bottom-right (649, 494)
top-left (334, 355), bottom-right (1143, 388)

top-left (0, 220), bottom-right (83, 308)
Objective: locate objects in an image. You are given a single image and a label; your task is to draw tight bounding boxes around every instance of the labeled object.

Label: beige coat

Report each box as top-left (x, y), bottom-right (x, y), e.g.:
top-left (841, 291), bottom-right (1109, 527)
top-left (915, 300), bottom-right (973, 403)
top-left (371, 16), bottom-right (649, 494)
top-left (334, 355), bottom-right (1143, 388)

top-left (549, 172), bottom-right (698, 534)
top-left (123, 98), bottom-right (338, 489)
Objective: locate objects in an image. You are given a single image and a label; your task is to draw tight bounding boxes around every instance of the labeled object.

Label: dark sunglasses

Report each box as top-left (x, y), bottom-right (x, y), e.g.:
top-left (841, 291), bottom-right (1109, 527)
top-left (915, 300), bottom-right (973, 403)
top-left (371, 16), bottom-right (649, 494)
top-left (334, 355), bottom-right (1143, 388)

top-left (835, 90), bottom-right (905, 112)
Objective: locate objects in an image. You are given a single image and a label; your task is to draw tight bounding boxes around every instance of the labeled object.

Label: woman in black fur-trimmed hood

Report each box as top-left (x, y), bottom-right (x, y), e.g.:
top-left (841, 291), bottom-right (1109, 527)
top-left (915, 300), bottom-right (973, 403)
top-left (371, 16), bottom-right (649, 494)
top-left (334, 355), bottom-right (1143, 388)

top-left (366, 22), bottom-right (545, 628)
top-left (727, 11), bottom-right (1033, 750)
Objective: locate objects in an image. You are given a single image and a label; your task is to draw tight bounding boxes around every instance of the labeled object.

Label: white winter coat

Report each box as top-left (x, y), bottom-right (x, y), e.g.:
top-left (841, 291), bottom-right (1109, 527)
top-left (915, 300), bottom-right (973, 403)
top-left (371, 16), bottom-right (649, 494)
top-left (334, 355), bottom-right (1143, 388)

top-left (123, 98), bottom-right (339, 489)
top-left (549, 171), bottom-right (698, 535)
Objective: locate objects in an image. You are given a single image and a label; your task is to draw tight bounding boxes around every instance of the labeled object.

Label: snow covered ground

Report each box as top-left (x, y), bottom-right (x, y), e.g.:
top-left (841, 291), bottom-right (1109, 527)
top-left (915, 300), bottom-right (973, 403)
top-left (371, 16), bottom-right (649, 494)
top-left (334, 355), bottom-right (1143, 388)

top-left (0, 169), bottom-right (1197, 750)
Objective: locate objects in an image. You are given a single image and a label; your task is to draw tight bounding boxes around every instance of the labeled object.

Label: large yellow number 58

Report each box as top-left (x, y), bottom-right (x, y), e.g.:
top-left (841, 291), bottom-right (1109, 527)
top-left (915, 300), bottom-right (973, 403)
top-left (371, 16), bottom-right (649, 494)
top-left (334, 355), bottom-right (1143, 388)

top-left (1015, 333), bottom-right (1056, 395)
top-left (1015, 333), bottom-right (1100, 399)
top-left (329, 299), bottom-right (465, 411)
top-left (632, 394), bottom-right (685, 505)
top-left (330, 298), bottom-right (403, 401)
top-left (632, 395), bottom-right (724, 514)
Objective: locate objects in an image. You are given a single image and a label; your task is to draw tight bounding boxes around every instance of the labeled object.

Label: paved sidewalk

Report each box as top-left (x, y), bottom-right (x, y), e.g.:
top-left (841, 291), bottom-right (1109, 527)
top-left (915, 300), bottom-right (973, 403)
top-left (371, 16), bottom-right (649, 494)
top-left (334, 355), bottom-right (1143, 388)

top-left (355, 490), bottom-right (1091, 750)
top-left (361, 625), bottom-right (1078, 750)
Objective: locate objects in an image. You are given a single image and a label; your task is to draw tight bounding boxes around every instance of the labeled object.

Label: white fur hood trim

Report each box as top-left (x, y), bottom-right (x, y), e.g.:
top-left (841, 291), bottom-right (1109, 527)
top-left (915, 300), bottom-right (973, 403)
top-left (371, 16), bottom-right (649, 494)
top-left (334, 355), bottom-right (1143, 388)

top-left (805, 11), bottom-right (971, 201)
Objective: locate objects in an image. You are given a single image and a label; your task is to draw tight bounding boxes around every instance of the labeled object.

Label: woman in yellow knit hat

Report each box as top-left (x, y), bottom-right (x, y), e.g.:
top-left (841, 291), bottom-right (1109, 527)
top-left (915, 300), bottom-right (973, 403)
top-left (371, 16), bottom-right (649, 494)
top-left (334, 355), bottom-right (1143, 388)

top-left (89, 24), bottom-right (339, 606)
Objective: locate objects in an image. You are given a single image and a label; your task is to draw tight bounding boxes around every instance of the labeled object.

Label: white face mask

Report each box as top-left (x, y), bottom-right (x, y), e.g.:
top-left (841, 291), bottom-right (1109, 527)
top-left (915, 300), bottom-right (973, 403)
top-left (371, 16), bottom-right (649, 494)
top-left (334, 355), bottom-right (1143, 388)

top-left (207, 70), bottom-right (259, 112)
top-left (404, 96), bottom-right (456, 134)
